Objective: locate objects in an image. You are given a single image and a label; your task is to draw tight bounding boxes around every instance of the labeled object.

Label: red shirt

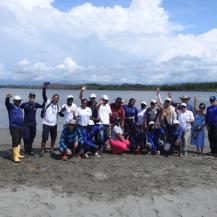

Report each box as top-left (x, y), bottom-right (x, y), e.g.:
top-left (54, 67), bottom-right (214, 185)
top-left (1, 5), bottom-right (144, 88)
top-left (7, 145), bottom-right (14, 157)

top-left (110, 103), bottom-right (125, 124)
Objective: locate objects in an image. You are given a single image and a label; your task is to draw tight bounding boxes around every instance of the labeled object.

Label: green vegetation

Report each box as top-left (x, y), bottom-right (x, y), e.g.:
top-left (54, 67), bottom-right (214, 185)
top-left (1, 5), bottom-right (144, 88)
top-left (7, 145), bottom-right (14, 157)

top-left (0, 82), bottom-right (217, 91)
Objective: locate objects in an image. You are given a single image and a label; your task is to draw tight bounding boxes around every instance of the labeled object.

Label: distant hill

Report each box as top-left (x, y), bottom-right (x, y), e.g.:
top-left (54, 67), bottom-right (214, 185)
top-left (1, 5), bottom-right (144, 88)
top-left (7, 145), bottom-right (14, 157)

top-left (0, 82), bottom-right (217, 91)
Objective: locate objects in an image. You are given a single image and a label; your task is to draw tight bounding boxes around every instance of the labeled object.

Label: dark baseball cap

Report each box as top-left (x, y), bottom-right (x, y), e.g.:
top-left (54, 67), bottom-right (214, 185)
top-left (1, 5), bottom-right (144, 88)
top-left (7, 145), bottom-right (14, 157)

top-left (210, 96), bottom-right (216, 102)
top-left (29, 92), bottom-right (36, 97)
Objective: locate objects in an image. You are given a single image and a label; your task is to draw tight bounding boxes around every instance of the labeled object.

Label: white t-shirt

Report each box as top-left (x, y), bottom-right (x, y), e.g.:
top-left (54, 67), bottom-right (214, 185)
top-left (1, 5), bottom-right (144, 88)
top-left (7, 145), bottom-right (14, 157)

top-left (178, 110), bottom-right (194, 132)
top-left (43, 99), bottom-right (60, 126)
top-left (137, 108), bottom-right (146, 125)
top-left (98, 104), bottom-right (112, 125)
top-left (77, 107), bottom-right (92, 126)
top-left (61, 103), bottom-right (78, 124)
top-left (112, 125), bottom-right (123, 140)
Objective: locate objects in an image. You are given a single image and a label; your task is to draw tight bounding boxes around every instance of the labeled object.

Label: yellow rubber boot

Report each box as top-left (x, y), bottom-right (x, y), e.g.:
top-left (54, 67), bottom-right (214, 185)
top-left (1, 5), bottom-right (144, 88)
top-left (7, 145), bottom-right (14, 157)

top-left (12, 147), bottom-right (21, 163)
top-left (18, 145), bottom-right (25, 159)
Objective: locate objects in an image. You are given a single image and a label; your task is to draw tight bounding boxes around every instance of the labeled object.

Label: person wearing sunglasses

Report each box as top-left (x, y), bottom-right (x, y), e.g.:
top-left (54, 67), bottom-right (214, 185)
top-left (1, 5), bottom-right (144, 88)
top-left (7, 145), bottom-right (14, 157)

top-left (190, 96), bottom-right (206, 153)
top-left (20, 92), bottom-right (43, 155)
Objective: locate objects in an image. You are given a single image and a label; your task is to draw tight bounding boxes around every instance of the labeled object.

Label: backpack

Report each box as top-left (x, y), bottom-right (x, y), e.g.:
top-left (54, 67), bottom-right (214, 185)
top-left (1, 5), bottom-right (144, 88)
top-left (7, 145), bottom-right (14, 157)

top-left (40, 102), bottom-right (59, 119)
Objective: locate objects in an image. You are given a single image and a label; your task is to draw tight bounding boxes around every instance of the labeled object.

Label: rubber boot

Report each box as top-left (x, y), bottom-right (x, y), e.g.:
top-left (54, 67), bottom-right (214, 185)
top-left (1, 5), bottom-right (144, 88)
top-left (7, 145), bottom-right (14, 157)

top-left (18, 145), bottom-right (25, 159)
top-left (12, 147), bottom-right (21, 163)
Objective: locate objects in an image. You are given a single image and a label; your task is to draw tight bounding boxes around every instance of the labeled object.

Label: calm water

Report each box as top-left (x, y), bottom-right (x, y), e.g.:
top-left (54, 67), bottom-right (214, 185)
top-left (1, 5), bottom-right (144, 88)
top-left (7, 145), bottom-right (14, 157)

top-left (0, 88), bottom-right (215, 128)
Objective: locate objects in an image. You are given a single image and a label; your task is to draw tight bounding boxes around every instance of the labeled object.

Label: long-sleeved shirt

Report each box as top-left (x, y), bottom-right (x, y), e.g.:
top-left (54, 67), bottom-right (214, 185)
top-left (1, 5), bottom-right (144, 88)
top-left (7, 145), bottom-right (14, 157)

top-left (178, 110), bottom-right (194, 132)
top-left (206, 105), bottom-right (217, 126)
top-left (20, 102), bottom-right (43, 125)
top-left (81, 125), bottom-right (103, 149)
top-left (123, 104), bottom-right (138, 122)
top-left (5, 97), bottom-right (24, 128)
top-left (59, 127), bottom-right (83, 149)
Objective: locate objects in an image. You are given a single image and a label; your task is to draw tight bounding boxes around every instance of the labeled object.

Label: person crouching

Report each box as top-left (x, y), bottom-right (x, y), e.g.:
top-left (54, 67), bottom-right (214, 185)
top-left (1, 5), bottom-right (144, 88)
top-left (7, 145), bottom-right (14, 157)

top-left (59, 119), bottom-right (83, 160)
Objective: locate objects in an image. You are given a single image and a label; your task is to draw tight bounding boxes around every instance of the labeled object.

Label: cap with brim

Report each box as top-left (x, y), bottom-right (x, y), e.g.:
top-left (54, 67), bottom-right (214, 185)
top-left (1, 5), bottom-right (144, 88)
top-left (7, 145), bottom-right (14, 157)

top-left (180, 103), bottom-right (187, 107)
top-left (151, 100), bottom-right (156, 104)
top-left (102, 95), bottom-right (109, 100)
top-left (90, 93), bottom-right (96, 98)
top-left (149, 121), bottom-right (155, 126)
top-left (88, 120), bottom-right (95, 126)
top-left (165, 98), bottom-right (172, 102)
top-left (210, 96), bottom-right (216, 101)
top-left (173, 120), bottom-right (179, 124)
top-left (29, 92), bottom-right (36, 97)
top-left (180, 96), bottom-right (191, 100)
top-left (67, 119), bottom-right (77, 125)
top-left (141, 101), bottom-right (147, 105)
top-left (67, 95), bottom-right (74, 99)
top-left (115, 97), bottom-right (122, 103)
top-left (13, 95), bottom-right (22, 101)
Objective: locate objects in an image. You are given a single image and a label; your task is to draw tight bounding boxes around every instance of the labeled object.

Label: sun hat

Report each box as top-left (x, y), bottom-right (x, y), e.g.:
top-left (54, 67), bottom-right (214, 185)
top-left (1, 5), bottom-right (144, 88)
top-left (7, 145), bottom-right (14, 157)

top-left (179, 96), bottom-right (191, 100)
top-left (13, 95), bottom-right (22, 101)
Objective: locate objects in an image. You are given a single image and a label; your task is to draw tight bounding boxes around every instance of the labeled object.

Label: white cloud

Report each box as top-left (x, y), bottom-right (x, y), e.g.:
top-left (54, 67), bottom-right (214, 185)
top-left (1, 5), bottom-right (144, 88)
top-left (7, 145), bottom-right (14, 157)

top-left (0, 0), bottom-right (217, 84)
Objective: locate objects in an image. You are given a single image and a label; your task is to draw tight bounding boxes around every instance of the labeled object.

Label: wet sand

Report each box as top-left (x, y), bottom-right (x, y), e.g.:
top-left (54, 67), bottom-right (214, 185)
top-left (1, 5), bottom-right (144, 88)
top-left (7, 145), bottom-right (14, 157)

top-left (1, 128), bottom-right (217, 217)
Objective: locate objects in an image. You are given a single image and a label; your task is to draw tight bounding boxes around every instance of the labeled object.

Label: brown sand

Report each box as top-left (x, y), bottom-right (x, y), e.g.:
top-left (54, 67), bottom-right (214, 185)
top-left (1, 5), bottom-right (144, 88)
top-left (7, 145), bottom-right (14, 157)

top-left (0, 128), bottom-right (217, 217)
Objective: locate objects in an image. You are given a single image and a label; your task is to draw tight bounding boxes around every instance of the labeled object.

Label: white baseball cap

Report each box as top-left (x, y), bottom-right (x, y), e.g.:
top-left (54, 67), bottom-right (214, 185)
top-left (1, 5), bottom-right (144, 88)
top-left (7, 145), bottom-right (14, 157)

top-left (102, 95), bottom-right (109, 100)
top-left (180, 103), bottom-right (187, 107)
top-left (67, 95), bottom-right (74, 99)
top-left (151, 99), bottom-right (156, 104)
top-left (13, 95), bottom-right (22, 101)
top-left (90, 93), bottom-right (96, 98)
top-left (165, 98), bottom-right (172, 102)
top-left (149, 121), bottom-right (155, 126)
top-left (141, 101), bottom-right (147, 105)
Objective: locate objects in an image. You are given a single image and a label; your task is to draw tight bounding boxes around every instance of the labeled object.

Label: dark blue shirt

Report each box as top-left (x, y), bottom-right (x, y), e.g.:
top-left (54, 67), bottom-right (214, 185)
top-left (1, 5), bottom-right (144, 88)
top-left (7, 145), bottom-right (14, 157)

top-left (5, 97), bottom-right (24, 128)
top-left (123, 104), bottom-right (138, 122)
top-left (20, 102), bottom-right (43, 124)
top-left (170, 126), bottom-right (183, 140)
top-left (206, 105), bottom-right (217, 126)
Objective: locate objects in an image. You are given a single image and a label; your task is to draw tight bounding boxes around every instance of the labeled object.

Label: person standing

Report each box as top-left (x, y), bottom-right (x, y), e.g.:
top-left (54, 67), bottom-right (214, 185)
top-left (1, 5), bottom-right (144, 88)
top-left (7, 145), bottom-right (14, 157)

top-left (20, 92), bottom-right (43, 155)
top-left (205, 96), bottom-right (217, 156)
top-left (40, 82), bottom-right (60, 156)
top-left (145, 100), bottom-right (160, 127)
top-left (97, 95), bottom-right (112, 151)
top-left (137, 102), bottom-right (147, 127)
top-left (191, 96), bottom-right (206, 153)
top-left (59, 95), bottom-right (78, 127)
top-left (178, 103), bottom-right (194, 157)
top-left (5, 94), bottom-right (24, 163)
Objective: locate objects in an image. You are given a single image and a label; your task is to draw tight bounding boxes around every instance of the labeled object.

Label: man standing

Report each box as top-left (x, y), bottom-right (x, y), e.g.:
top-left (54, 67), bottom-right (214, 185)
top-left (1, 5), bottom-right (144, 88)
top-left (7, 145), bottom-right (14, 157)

top-left (40, 82), bottom-right (60, 156)
top-left (205, 96), bottom-right (217, 156)
top-left (5, 94), bottom-right (24, 163)
top-left (178, 103), bottom-right (194, 157)
top-left (59, 95), bottom-right (78, 127)
top-left (20, 92), bottom-right (43, 155)
top-left (145, 100), bottom-right (160, 127)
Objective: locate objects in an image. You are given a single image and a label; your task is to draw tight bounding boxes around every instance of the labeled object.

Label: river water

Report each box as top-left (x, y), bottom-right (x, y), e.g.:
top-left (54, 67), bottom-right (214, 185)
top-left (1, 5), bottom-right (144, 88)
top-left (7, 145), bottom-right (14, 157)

top-left (0, 88), bottom-right (216, 128)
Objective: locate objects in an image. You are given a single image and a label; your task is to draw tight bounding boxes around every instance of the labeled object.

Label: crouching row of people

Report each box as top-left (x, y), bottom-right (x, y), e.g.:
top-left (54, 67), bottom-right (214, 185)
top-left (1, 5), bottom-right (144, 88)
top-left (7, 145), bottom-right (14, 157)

top-left (58, 116), bottom-right (184, 160)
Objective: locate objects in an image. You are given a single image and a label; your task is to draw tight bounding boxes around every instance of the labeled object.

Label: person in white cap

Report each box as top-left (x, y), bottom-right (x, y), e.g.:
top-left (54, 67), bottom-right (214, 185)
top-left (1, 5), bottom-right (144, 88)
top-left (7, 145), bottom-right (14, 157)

top-left (79, 86), bottom-right (98, 121)
top-left (145, 99), bottom-right (160, 127)
top-left (97, 95), bottom-right (112, 151)
top-left (5, 94), bottom-right (24, 163)
top-left (137, 101), bottom-right (147, 126)
top-left (59, 95), bottom-right (78, 127)
top-left (59, 119), bottom-right (83, 160)
top-left (178, 103), bottom-right (194, 157)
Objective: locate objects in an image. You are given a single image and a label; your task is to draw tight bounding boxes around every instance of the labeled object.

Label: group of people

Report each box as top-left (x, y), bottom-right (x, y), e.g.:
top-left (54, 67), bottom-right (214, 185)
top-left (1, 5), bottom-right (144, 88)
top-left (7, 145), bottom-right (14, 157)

top-left (5, 83), bottom-right (217, 163)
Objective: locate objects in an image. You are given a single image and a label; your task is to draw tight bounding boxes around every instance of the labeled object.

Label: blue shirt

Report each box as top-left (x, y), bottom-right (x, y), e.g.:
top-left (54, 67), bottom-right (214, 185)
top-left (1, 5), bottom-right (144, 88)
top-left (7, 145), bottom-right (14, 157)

top-left (21, 102), bottom-right (43, 124)
top-left (206, 105), bottom-right (217, 126)
top-left (123, 104), bottom-right (138, 122)
top-left (170, 126), bottom-right (183, 140)
top-left (5, 97), bottom-right (24, 128)
top-left (59, 127), bottom-right (83, 149)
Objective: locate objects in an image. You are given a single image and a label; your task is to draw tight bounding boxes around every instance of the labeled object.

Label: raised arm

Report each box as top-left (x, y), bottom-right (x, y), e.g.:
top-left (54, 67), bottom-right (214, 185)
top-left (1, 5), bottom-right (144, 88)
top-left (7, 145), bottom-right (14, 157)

top-left (5, 94), bottom-right (12, 109)
top-left (193, 96), bottom-right (197, 114)
top-left (156, 88), bottom-right (163, 105)
top-left (79, 86), bottom-right (86, 101)
top-left (42, 82), bottom-right (49, 103)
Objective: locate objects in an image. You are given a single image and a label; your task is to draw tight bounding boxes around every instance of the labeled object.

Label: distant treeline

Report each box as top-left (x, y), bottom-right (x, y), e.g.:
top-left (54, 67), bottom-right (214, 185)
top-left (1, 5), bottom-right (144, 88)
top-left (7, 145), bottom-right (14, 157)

top-left (1, 82), bottom-right (217, 91)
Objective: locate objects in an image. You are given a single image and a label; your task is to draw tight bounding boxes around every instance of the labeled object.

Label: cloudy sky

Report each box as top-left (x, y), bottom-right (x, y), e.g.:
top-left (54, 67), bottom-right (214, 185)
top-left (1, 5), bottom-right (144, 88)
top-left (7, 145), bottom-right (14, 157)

top-left (0, 0), bottom-right (217, 84)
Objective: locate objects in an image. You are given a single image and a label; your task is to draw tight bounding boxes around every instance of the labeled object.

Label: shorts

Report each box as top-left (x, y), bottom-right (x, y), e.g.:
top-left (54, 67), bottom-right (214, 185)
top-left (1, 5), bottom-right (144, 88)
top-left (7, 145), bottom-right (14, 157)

top-left (10, 126), bottom-right (23, 147)
top-left (42, 124), bottom-right (57, 142)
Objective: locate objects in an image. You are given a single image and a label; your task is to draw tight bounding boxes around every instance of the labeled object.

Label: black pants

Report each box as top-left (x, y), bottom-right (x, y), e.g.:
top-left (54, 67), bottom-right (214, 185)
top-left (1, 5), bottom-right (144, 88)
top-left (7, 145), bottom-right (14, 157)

top-left (10, 126), bottom-right (23, 147)
top-left (23, 124), bottom-right (36, 153)
top-left (208, 124), bottom-right (217, 154)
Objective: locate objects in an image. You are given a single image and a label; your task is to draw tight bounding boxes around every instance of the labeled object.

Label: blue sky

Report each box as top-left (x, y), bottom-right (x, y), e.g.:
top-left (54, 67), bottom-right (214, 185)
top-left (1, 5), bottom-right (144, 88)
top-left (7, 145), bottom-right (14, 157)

top-left (0, 0), bottom-right (217, 84)
top-left (53, 0), bottom-right (217, 34)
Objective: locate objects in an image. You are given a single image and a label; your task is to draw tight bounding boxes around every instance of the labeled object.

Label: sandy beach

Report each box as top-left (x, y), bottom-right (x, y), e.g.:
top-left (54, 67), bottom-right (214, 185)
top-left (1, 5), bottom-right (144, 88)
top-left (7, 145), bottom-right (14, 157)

top-left (1, 128), bottom-right (217, 217)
